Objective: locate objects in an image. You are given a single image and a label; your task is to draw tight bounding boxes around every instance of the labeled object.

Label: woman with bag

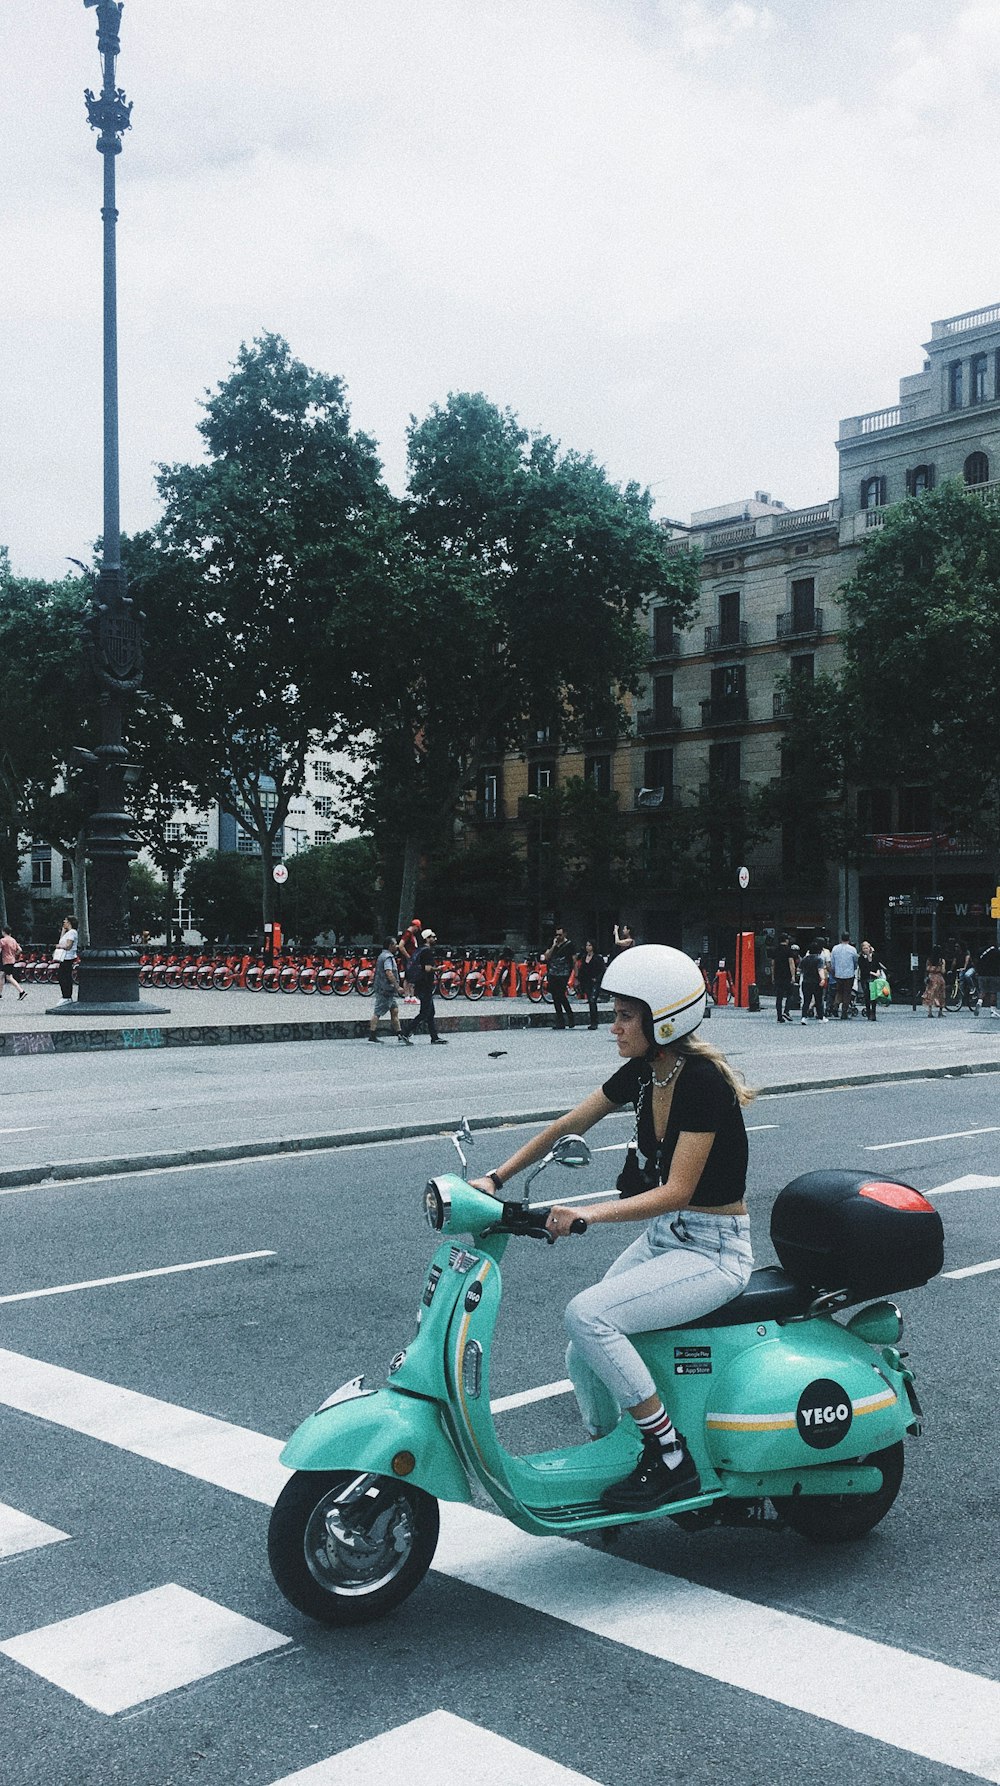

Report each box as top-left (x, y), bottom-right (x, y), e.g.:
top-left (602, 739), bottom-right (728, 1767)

top-left (858, 940), bottom-right (885, 1023)
top-left (470, 946), bottom-right (754, 1513)
top-left (53, 914), bottom-right (79, 1003)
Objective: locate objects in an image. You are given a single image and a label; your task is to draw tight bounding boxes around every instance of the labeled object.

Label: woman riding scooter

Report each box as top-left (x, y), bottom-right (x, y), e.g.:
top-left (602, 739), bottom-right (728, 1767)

top-left (471, 945), bottom-right (754, 1515)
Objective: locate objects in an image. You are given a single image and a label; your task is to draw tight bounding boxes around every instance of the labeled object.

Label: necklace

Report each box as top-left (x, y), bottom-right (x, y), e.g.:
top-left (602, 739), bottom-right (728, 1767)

top-left (650, 1056), bottom-right (682, 1089)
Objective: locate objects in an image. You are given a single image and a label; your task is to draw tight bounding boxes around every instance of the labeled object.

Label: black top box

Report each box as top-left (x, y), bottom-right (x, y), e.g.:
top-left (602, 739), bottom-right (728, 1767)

top-left (771, 1170), bottom-right (944, 1301)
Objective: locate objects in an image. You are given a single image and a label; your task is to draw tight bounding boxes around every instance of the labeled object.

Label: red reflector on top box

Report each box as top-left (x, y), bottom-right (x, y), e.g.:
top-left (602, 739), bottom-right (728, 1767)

top-left (859, 1182), bottom-right (936, 1214)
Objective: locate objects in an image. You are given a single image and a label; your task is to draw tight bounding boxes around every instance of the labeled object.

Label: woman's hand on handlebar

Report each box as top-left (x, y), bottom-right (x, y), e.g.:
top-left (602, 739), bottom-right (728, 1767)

top-left (469, 1176), bottom-right (500, 1198)
top-left (546, 1204), bottom-right (592, 1240)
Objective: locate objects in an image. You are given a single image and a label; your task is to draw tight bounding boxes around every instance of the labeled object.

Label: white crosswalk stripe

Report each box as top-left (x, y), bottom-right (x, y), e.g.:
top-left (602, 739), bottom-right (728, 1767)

top-left (0, 1500), bottom-right (69, 1560)
top-left (0, 1584), bottom-right (290, 1715)
top-left (2, 1345), bottom-right (1000, 1780)
top-left (265, 1709), bottom-right (604, 1785)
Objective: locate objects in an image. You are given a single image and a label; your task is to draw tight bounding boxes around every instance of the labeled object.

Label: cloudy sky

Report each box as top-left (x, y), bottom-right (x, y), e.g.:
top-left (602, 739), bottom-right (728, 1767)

top-left (4, 0), bottom-right (1000, 578)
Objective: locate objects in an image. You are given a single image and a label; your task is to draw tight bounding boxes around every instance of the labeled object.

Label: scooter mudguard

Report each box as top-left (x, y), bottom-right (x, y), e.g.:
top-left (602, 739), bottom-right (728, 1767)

top-left (279, 1384), bottom-right (473, 1505)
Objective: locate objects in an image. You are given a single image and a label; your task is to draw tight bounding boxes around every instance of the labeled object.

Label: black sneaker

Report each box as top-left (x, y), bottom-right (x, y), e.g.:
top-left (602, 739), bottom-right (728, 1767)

top-left (398, 1031), bottom-right (413, 1045)
top-left (430, 1035), bottom-right (448, 1044)
top-left (600, 1437), bottom-right (700, 1513)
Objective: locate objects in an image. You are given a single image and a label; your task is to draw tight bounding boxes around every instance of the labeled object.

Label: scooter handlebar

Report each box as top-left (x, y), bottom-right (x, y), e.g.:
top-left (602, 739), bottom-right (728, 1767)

top-left (482, 1203), bottom-right (588, 1242)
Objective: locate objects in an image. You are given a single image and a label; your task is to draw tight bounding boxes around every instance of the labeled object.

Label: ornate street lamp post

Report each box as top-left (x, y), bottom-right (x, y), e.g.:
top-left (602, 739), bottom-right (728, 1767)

top-left (55, 1), bottom-right (166, 1012)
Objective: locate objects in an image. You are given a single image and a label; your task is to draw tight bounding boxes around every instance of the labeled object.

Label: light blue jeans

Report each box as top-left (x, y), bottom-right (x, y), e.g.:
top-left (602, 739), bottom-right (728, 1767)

top-left (565, 1211), bottom-right (753, 1437)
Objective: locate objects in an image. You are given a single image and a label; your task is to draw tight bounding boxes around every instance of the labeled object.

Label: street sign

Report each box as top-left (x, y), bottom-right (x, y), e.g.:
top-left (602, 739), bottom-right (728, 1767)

top-left (737, 866), bottom-right (750, 890)
top-left (272, 863), bottom-right (288, 885)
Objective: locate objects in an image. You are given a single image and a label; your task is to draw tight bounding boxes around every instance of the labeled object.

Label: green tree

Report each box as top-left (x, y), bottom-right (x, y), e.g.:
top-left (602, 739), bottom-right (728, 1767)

top-left (140, 335), bottom-right (394, 927)
top-left (362, 393), bottom-right (701, 925)
top-left (183, 850), bottom-right (262, 944)
top-left (126, 862), bottom-right (170, 936)
top-left (418, 829), bottom-right (526, 939)
top-left (840, 482), bottom-right (1000, 845)
top-left (0, 558), bottom-right (94, 935)
top-left (281, 837), bottom-right (378, 944)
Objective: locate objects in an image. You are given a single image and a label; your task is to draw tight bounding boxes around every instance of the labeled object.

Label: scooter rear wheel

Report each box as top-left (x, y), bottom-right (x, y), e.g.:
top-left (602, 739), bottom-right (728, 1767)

top-left (773, 1441), bottom-right (904, 1543)
top-left (268, 1468), bottom-right (439, 1625)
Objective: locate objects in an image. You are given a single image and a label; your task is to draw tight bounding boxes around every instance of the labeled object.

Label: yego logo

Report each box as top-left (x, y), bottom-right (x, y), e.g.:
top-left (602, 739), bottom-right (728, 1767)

top-left (795, 1377), bottom-right (853, 1449)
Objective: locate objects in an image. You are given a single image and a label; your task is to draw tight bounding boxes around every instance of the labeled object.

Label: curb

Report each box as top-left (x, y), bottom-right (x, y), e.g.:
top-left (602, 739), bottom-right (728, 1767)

top-left (3, 1055), bottom-right (999, 1193)
top-left (0, 1008), bottom-right (582, 1059)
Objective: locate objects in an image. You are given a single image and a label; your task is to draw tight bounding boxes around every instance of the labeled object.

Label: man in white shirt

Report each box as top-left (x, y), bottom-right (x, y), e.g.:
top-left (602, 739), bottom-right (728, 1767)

top-left (830, 932), bottom-right (859, 1020)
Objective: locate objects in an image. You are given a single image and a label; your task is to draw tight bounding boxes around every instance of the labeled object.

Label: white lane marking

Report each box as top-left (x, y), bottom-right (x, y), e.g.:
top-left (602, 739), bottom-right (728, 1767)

top-left (0, 1348), bottom-right (287, 1504)
top-left (746, 1123), bottom-right (779, 1131)
top-left (491, 1379), bottom-right (573, 1414)
top-left (0, 1584), bottom-right (289, 1715)
top-left (944, 1258), bottom-right (1000, 1280)
top-left (0, 1250), bottom-right (275, 1306)
top-left (434, 1505), bottom-right (1000, 1783)
top-left (266, 1710), bottom-right (602, 1785)
top-left (0, 1127), bottom-right (42, 1136)
top-left (4, 1351), bottom-right (1000, 1778)
top-left (0, 1500), bottom-right (69, 1559)
top-left (866, 1126), bottom-right (1000, 1152)
top-left (926, 1175), bottom-right (1000, 1198)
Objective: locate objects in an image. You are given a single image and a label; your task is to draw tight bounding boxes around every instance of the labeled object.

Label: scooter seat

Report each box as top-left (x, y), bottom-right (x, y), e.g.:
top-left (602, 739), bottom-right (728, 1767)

top-left (669, 1265), bottom-right (814, 1328)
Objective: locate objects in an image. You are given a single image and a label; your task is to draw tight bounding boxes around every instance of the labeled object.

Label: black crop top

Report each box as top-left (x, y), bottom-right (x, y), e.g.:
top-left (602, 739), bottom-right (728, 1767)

top-left (601, 1055), bottom-right (748, 1208)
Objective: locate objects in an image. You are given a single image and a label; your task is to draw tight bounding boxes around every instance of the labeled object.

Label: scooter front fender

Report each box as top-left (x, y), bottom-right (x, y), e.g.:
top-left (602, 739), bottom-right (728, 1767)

top-left (279, 1384), bottom-right (473, 1505)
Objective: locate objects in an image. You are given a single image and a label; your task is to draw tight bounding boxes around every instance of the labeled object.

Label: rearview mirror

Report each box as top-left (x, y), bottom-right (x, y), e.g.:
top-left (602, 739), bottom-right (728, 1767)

top-left (552, 1134), bottom-right (591, 1169)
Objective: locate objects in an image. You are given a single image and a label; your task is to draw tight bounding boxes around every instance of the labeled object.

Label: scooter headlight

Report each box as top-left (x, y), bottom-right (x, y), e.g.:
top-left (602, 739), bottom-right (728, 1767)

top-left (423, 1178), bottom-right (450, 1231)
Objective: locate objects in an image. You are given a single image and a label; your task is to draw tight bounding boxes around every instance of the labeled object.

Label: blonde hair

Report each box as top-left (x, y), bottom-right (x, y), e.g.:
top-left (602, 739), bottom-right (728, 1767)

top-left (670, 1032), bottom-right (755, 1107)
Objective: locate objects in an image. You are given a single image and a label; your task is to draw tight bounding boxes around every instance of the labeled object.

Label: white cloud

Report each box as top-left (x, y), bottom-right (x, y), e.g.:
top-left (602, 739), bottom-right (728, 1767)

top-left (675, 2), bottom-right (777, 57)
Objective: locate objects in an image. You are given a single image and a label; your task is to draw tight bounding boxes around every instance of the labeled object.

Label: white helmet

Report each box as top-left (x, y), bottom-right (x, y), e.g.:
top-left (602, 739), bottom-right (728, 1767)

top-left (601, 944), bottom-right (707, 1046)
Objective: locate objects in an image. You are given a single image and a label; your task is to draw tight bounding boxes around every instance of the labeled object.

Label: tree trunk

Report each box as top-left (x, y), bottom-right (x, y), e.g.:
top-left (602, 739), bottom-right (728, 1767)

top-left (0, 874), bottom-right (7, 930)
top-left (73, 830), bottom-right (90, 948)
top-left (396, 835), bottom-right (421, 935)
top-left (166, 862), bottom-right (176, 944)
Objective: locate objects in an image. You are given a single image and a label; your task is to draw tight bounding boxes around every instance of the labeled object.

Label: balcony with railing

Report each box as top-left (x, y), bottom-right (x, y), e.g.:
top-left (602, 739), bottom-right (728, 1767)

top-left (772, 691), bottom-right (791, 719)
top-left (776, 606), bottom-right (823, 642)
top-left (702, 500), bottom-right (838, 553)
top-left (636, 705), bottom-right (682, 736)
top-left (704, 621), bottom-right (749, 654)
top-left (697, 779), bottom-right (751, 803)
top-left (933, 303), bottom-right (1000, 338)
top-left (839, 405), bottom-right (904, 440)
top-left (650, 625), bottom-right (682, 660)
top-left (700, 695), bottom-right (748, 728)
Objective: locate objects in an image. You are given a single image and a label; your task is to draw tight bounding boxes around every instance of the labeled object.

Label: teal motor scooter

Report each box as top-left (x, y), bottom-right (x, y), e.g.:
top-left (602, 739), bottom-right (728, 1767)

top-left (268, 1121), bottom-right (944, 1626)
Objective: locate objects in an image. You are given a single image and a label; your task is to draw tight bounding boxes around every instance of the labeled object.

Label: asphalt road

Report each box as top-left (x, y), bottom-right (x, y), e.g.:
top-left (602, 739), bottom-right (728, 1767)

top-left (1, 1068), bottom-right (999, 1785)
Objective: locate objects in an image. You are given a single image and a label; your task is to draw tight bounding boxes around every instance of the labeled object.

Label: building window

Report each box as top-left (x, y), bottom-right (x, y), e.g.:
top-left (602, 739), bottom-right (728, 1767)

top-left (528, 760), bottom-right (555, 795)
top-left (964, 451), bottom-right (990, 485)
top-left (718, 590), bottom-right (741, 645)
top-left (235, 828), bottom-right (260, 855)
top-left (478, 769), bottom-right (500, 820)
top-left (790, 577), bottom-right (815, 630)
top-left (860, 475), bottom-right (886, 510)
top-left (898, 785), bottom-right (932, 830)
top-left (790, 653), bottom-right (814, 684)
top-left (643, 748), bottom-right (672, 792)
top-left (708, 740), bottom-right (741, 786)
top-left (313, 830), bottom-right (332, 846)
top-left (530, 721), bottom-right (556, 747)
top-left (711, 663), bottom-right (745, 704)
top-left (857, 788), bottom-right (892, 833)
top-left (652, 673), bottom-right (674, 723)
top-left (584, 754), bottom-right (611, 795)
top-left (313, 760), bottom-right (335, 783)
top-left (905, 464), bottom-right (935, 497)
top-left (164, 821), bottom-right (208, 846)
top-left (31, 846), bottom-right (52, 887)
top-left (971, 354), bottom-right (988, 404)
top-left (313, 796), bottom-right (336, 819)
top-left (652, 607), bottom-right (676, 654)
top-left (173, 901), bottom-right (193, 935)
top-left (947, 361), bottom-right (963, 409)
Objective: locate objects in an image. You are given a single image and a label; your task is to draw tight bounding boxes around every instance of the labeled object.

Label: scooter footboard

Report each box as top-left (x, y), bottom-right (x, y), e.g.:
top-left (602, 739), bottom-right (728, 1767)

top-left (279, 1386), bottom-right (473, 1504)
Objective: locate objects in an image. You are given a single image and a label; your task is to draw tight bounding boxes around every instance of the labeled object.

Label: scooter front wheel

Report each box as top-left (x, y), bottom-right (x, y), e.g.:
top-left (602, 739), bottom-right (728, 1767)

top-left (773, 1441), bottom-right (904, 1543)
top-left (268, 1469), bottom-right (439, 1625)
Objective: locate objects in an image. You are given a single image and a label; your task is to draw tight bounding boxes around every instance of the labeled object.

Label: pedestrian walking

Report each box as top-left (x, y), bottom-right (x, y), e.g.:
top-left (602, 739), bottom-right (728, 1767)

top-left (770, 933), bottom-right (795, 1024)
top-left (858, 940), bottom-right (885, 1022)
top-left (830, 932), bottom-right (859, 1020)
top-left (404, 930), bottom-right (447, 1044)
top-left (367, 935), bottom-right (412, 1044)
top-left (977, 941), bottom-right (1000, 1018)
top-left (0, 926), bottom-right (28, 1002)
top-left (798, 940), bottom-right (827, 1022)
top-left (922, 950), bottom-right (946, 1018)
top-left (53, 914), bottom-right (79, 1003)
top-left (544, 926), bottom-right (577, 1030)
top-left (576, 940), bottom-right (607, 1029)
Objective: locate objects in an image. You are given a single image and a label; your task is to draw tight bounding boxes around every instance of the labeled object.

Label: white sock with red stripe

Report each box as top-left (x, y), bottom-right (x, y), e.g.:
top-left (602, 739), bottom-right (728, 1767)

top-left (635, 1403), bottom-right (685, 1467)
